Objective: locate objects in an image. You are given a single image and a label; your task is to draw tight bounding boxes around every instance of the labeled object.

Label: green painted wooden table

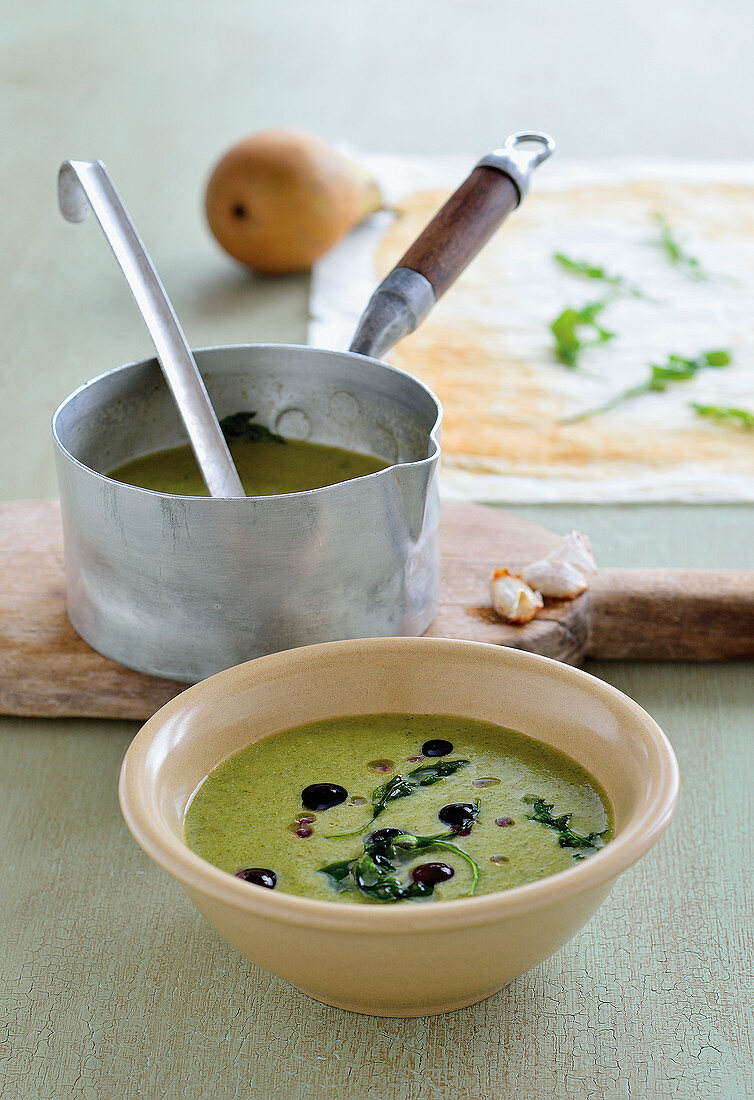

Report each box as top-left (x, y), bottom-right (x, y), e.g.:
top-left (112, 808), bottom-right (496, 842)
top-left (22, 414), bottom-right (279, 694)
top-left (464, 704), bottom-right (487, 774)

top-left (2, 3), bottom-right (752, 1097)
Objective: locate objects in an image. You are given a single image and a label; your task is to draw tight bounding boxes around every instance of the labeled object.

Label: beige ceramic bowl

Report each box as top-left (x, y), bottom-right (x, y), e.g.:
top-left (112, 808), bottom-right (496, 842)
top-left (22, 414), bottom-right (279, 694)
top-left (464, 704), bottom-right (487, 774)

top-left (119, 638), bottom-right (679, 1017)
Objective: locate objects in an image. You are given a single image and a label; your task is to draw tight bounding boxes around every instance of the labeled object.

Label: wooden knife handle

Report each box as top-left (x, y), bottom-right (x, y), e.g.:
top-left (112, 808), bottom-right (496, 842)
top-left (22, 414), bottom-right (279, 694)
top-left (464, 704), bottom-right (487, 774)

top-left (588, 570), bottom-right (754, 660)
top-left (397, 166), bottom-right (520, 299)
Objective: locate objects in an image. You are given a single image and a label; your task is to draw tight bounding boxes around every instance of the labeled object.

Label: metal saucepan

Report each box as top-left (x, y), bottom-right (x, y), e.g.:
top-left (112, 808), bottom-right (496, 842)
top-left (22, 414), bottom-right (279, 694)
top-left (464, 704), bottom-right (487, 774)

top-left (52, 133), bottom-right (554, 682)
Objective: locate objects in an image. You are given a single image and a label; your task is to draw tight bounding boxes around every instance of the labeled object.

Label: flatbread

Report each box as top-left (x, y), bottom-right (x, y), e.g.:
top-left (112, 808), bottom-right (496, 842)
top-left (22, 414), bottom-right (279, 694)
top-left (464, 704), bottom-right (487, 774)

top-left (377, 179), bottom-right (754, 500)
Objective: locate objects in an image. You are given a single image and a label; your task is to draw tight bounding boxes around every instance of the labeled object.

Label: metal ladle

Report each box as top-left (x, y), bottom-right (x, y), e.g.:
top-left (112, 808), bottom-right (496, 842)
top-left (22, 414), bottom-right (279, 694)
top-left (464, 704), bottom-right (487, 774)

top-left (57, 160), bottom-right (245, 498)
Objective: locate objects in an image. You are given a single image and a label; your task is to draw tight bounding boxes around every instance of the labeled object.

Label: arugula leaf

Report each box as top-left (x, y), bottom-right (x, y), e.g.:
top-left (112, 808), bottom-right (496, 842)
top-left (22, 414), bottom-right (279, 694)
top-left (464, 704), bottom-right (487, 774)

top-left (550, 300), bottom-right (615, 368)
top-left (561, 350), bottom-right (732, 424)
top-left (401, 759), bottom-right (471, 788)
top-left (653, 213), bottom-right (708, 280)
top-left (393, 833), bottom-right (481, 894)
top-left (219, 411), bottom-right (286, 445)
top-left (691, 403), bottom-right (754, 429)
top-left (319, 827), bottom-right (481, 903)
top-left (372, 759), bottom-right (470, 821)
top-left (648, 350), bottom-right (731, 386)
top-left (553, 253), bottom-right (644, 298)
top-left (327, 758), bottom-right (470, 838)
top-left (523, 796), bottom-right (606, 851)
top-left (319, 859), bottom-right (356, 883)
top-left (370, 774), bottom-right (415, 819)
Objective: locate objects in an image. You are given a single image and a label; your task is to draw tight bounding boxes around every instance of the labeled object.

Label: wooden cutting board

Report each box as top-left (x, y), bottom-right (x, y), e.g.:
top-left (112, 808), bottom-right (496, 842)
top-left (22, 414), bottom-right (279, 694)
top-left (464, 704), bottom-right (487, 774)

top-left (1, 499), bottom-right (752, 721)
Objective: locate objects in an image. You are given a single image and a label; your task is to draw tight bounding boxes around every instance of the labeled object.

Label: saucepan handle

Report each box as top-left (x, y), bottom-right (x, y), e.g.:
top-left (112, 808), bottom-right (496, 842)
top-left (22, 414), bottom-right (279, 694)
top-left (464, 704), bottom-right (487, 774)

top-left (349, 132), bottom-right (554, 360)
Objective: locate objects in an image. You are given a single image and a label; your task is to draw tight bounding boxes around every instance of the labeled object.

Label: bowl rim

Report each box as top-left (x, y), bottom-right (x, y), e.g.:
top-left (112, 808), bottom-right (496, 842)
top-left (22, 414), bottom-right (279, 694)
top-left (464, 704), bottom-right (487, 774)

top-left (119, 638), bottom-right (680, 932)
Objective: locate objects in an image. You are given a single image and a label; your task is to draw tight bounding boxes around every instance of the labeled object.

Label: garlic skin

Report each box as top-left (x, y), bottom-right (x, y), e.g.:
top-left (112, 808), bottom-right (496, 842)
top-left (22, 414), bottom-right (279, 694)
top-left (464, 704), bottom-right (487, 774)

top-left (519, 531), bottom-right (597, 599)
top-left (490, 531), bottom-right (596, 624)
top-left (547, 531), bottom-right (597, 578)
top-left (520, 558), bottom-right (589, 599)
top-left (491, 569), bottom-right (544, 624)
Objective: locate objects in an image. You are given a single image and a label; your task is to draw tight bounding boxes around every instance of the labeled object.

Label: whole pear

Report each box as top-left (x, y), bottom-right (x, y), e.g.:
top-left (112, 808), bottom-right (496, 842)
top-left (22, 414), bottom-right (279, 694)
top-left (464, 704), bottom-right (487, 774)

top-left (205, 128), bottom-right (383, 274)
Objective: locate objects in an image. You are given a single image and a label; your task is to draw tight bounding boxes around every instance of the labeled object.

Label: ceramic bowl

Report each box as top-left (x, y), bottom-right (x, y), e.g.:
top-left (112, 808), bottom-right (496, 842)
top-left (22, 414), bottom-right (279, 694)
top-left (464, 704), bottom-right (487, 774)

top-left (119, 637), bottom-right (679, 1017)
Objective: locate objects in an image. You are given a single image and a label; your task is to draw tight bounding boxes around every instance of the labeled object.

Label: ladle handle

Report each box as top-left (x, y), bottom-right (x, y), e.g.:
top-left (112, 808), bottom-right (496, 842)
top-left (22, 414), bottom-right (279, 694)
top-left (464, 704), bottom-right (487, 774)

top-left (350, 132), bottom-right (554, 360)
top-left (58, 160), bottom-right (245, 498)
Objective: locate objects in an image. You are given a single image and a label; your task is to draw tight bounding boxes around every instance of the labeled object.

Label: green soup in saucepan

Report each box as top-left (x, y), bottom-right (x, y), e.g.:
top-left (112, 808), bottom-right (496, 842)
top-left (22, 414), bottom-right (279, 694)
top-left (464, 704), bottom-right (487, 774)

top-left (109, 437), bottom-right (387, 496)
top-left (184, 714), bottom-right (613, 904)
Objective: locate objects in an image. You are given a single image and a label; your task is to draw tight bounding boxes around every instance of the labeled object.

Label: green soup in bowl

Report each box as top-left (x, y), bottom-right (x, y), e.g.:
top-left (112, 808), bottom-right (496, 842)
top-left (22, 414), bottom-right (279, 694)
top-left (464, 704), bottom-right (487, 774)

top-left (185, 713), bottom-right (613, 904)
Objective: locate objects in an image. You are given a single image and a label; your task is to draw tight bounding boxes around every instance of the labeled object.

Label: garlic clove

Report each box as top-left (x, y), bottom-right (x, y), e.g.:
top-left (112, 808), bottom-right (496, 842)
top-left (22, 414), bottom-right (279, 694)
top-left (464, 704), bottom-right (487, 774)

top-left (546, 531), bottom-right (597, 578)
top-left (520, 557), bottom-right (589, 599)
top-left (491, 568), bottom-right (544, 624)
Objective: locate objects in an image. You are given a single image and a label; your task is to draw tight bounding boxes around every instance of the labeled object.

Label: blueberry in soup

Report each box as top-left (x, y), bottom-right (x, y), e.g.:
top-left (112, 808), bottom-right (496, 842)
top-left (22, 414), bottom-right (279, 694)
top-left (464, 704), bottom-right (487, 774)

top-left (421, 739), bottom-right (453, 757)
top-left (301, 783), bottom-right (348, 812)
top-left (438, 802), bottom-right (480, 833)
top-left (368, 828), bottom-right (404, 844)
top-left (412, 862), bottom-right (454, 886)
top-left (184, 714), bottom-right (613, 905)
top-left (235, 868), bottom-right (277, 889)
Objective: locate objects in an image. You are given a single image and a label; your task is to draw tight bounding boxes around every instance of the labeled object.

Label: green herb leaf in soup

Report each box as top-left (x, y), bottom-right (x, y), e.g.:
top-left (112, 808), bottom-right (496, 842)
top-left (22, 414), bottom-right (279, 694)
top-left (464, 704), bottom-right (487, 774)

top-left (320, 828), bottom-right (481, 903)
top-left (219, 410), bottom-right (287, 445)
top-left (330, 758), bottom-right (471, 838)
top-left (523, 795), bottom-right (607, 857)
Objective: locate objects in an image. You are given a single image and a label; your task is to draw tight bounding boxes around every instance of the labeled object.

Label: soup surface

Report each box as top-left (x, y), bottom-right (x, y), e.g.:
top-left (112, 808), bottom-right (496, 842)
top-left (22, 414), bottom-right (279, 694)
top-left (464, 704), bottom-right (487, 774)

top-left (108, 438), bottom-right (387, 496)
top-left (184, 714), bottom-right (613, 904)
